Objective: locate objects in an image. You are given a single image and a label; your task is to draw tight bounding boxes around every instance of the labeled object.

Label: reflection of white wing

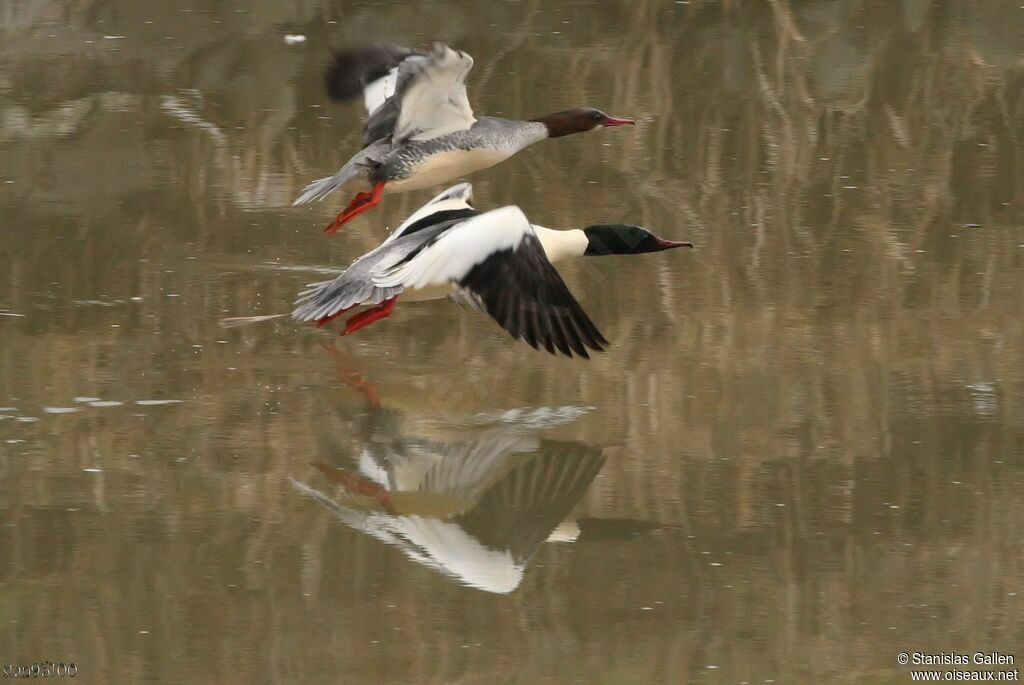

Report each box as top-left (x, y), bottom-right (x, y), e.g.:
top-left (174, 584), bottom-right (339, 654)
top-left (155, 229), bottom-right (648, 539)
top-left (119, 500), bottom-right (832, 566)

top-left (290, 480), bottom-right (523, 594)
top-left (397, 515), bottom-right (523, 593)
top-left (416, 435), bottom-right (535, 499)
top-left (360, 434), bottom-right (535, 498)
top-left (393, 43), bottom-right (476, 143)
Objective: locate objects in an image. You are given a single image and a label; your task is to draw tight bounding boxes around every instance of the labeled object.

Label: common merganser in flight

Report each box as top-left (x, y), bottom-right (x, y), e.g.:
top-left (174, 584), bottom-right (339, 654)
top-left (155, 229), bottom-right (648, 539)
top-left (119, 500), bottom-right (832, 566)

top-left (292, 183), bottom-right (692, 357)
top-left (291, 43), bottom-right (635, 234)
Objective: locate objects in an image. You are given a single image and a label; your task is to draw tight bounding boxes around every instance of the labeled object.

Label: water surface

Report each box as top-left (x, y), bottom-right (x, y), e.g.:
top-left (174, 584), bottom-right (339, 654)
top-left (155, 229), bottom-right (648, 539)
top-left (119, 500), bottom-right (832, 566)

top-left (2, 1), bottom-right (1024, 683)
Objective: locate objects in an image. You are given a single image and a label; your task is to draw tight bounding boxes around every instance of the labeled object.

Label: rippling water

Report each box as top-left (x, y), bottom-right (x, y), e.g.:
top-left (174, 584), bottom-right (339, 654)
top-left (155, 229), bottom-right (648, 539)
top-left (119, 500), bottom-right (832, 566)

top-left (2, 1), bottom-right (1023, 683)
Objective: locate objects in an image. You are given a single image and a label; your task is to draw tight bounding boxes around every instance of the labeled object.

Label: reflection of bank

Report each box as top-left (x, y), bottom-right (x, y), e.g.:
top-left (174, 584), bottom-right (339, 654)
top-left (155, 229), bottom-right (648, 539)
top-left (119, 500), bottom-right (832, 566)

top-left (292, 402), bottom-right (607, 594)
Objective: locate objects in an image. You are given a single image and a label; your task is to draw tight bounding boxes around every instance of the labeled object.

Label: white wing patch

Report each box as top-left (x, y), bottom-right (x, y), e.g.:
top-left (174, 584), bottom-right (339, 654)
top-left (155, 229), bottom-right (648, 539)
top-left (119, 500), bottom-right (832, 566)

top-left (374, 206), bottom-right (531, 290)
top-left (394, 43), bottom-right (476, 143)
top-left (382, 181), bottom-right (474, 245)
top-left (361, 67), bottom-right (396, 115)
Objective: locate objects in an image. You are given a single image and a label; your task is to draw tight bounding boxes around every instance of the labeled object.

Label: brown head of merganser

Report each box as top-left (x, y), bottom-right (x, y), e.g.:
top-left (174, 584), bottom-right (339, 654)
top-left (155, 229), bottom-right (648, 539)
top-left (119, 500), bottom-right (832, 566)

top-left (530, 108), bottom-right (635, 137)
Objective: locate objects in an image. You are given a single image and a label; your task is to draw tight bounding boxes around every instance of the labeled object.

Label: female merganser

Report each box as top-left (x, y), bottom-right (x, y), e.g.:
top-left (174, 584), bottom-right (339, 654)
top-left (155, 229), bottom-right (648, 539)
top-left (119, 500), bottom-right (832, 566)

top-left (292, 183), bottom-right (693, 357)
top-left (292, 43), bottom-right (635, 233)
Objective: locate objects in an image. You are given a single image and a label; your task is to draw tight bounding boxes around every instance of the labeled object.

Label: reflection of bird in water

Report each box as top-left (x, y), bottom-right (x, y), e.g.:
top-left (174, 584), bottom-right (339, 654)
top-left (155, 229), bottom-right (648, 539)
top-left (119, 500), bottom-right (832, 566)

top-left (290, 350), bottom-right (624, 593)
top-left (292, 182), bottom-right (692, 356)
top-left (294, 430), bottom-right (606, 594)
top-left (292, 42), bottom-right (635, 233)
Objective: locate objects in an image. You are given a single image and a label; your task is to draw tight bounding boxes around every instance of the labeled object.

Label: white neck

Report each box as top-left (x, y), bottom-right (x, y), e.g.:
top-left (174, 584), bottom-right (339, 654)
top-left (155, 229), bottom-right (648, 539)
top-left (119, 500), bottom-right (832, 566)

top-left (532, 225), bottom-right (588, 263)
top-left (513, 121), bottom-right (550, 151)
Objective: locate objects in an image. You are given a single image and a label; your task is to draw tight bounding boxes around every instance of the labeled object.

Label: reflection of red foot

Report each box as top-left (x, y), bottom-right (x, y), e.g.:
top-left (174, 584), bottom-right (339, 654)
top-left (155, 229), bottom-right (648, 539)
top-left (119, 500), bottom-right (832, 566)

top-left (312, 461), bottom-right (395, 513)
top-left (320, 342), bottom-right (381, 407)
top-left (341, 296), bottom-right (397, 336)
top-left (323, 182), bottom-right (385, 234)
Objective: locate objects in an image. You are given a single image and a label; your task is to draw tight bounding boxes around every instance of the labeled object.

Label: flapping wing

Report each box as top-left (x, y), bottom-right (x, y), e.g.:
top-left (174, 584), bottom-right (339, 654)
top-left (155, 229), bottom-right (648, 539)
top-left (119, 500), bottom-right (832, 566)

top-left (373, 207), bottom-right (608, 358)
top-left (325, 45), bottom-right (423, 114)
top-left (325, 43), bottom-right (476, 147)
top-left (390, 43), bottom-right (476, 144)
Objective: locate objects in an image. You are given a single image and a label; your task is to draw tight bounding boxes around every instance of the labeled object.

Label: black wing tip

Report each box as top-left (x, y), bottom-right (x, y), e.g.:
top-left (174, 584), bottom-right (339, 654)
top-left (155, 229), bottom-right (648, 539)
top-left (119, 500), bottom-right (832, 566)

top-left (324, 45), bottom-right (417, 102)
top-left (519, 322), bottom-right (608, 360)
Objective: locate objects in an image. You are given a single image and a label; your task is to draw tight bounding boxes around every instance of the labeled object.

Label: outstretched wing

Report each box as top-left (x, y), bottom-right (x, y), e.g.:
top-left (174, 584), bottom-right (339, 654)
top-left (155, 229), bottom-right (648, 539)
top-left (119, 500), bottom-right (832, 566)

top-left (373, 207), bottom-right (608, 358)
top-left (390, 43), bottom-right (476, 144)
top-left (325, 43), bottom-right (476, 147)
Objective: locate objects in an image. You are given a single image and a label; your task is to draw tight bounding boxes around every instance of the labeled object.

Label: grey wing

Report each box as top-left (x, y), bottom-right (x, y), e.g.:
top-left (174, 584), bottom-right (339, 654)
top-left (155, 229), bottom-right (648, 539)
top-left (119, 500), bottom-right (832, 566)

top-left (322, 45), bottom-right (428, 147)
top-left (323, 43), bottom-right (474, 148)
top-left (361, 43), bottom-right (475, 147)
top-left (392, 43), bottom-right (475, 144)
top-left (359, 52), bottom-right (430, 146)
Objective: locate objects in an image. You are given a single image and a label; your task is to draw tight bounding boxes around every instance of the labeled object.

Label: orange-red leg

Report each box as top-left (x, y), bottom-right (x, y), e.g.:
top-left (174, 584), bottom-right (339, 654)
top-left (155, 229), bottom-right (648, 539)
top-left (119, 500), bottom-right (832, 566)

top-left (323, 181), bottom-right (386, 234)
top-left (341, 296), bottom-right (397, 336)
top-left (314, 305), bottom-right (355, 328)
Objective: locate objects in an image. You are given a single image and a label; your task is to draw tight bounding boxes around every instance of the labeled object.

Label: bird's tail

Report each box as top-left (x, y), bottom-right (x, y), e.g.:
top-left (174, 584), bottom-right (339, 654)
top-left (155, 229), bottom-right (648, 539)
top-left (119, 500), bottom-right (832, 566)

top-left (292, 151), bottom-right (371, 206)
top-left (292, 277), bottom-right (401, 324)
top-left (292, 174), bottom-right (345, 206)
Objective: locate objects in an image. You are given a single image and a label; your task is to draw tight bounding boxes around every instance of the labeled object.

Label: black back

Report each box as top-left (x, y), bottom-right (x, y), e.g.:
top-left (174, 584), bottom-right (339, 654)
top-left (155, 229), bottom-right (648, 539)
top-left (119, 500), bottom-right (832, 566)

top-left (397, 208), bottom-right (481, 240)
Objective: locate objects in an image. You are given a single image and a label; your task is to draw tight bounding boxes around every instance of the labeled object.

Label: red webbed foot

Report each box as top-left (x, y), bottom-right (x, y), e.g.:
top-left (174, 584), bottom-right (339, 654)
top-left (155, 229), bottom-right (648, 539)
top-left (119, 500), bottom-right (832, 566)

top-left (323, 181), bottom-right (386, 234)
top-left (341, 296), bottom-right (397, 336)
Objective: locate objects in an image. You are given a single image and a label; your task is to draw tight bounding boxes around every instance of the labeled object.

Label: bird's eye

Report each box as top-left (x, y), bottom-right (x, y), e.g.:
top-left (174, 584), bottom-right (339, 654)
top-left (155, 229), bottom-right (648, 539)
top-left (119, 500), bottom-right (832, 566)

top-left (591, 111), bottom-right (603, 120)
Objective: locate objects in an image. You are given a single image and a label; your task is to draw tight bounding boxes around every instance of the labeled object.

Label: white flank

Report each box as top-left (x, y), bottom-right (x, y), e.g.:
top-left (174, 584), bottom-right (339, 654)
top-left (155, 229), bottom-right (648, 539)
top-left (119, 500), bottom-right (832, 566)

top-left (394, 44), bottom-right (476, 142)
top-left (373, 206), bottom-right (531, 290)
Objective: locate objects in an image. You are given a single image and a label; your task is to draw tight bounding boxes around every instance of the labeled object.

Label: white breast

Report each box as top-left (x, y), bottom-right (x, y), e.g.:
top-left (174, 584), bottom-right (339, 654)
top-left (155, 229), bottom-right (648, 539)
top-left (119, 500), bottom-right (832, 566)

top-left (533, 226), bottom-right (588, 263)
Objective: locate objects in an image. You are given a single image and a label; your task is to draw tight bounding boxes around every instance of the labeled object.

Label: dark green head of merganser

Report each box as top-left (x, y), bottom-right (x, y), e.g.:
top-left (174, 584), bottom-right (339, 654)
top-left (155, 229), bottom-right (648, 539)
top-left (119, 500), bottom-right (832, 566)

top-left (582, 224), bottom-right (693, 256)
top-left (531, 108), bottom-right (635, 138)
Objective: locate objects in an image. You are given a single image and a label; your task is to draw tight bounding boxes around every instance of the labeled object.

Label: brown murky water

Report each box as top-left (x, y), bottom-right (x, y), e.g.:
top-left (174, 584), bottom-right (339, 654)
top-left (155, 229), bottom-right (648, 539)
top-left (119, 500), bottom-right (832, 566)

top-left (2, 2), bottom-right (1024, 683)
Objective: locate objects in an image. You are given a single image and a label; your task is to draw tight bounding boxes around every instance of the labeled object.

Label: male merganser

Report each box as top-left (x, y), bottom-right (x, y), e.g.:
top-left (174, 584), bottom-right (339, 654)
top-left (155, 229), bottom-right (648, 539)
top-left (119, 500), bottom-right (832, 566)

top-left (292, 43), bottom-right (636, 233)
top-left (292, 183), bottom-right (693, 357)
